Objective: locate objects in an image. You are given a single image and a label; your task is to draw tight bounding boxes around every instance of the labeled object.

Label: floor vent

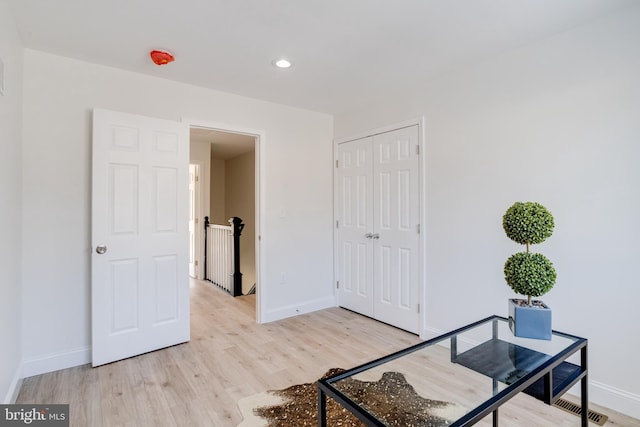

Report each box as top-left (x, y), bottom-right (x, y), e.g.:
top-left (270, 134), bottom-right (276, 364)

top-left (553, 398), bottom-right (608, 426)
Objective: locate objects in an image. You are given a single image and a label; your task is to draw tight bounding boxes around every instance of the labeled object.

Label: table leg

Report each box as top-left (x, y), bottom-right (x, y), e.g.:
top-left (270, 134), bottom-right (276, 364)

top-left (581, 345), bottom-right (588, 427)
top-left (450, 335), bottom-right (458, 362)
top-left (493, 408), bottom-right (498, 427)
top-left (318, 388), bottom-right (327, 427)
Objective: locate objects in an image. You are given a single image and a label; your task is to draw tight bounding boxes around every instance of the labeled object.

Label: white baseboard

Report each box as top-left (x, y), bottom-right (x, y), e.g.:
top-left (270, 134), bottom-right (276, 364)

top-left (260, 296), bottom-right (336, 323)
top-left (3, 365), bottom-right (23, 404)
top-left (421, 325), bottom-right (444, 341)
top-left (22, 346), bottom-right (91, 378)
top-left (590, 380), bottom-right (640, 420)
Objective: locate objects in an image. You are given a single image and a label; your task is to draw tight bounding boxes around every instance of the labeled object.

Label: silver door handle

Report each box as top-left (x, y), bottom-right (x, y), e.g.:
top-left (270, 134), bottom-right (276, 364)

top-left (96, 245), bottom-right (107, 254)
top-left (365, 233), bottom-right (374, 239)
top-left (372, 233), bottom-right (380, 239)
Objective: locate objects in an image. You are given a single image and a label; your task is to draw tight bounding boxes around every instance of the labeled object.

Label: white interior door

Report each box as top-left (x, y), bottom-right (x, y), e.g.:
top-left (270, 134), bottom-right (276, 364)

top-left (372, 126), bottom-right (420, 333)
top-left (92, 109), bottom-right (190, 367)
top-left (336, 137), bottom-right (374, 317)
top-left (336, 125), bottom-right (421, 334)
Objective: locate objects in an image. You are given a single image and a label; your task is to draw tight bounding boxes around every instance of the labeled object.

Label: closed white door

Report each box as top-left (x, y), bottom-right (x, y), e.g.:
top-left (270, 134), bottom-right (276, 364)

top-left (336, 137), bottom-right (374, 317)
top-left (92, 109), bottom-right (190, 367)
top-left (372, 126), bottom-right (421, 333)
top-left (336, 125), bottom-right (421, 333)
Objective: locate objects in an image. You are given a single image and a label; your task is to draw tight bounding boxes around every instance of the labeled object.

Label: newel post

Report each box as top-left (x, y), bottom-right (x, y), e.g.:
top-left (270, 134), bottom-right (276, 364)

top-left (229, 217), bottom-right (245, 297)
top-left (203, 216), bottom-right (210, 280)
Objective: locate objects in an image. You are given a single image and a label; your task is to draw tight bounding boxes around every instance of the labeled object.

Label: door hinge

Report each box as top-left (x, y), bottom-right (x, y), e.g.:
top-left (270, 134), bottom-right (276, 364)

top-left (336, 220), bottom-right (339, 229)
top-left (416, 145), bottom-right (420, 155)
top-left (336, 281), bottom-right (340, 289)
top-left (195, 217), bottom-right (199, 224)
top-left (195, 260), bottom-right (198, 266)
top-left (417, 303), bottom-right (420, 313)
top-left (196, 175), bottom-right (199, 182)
top-left (336, 159), bottom-right (339, 168)
top-left (417, 223), bottom-right (420, 234)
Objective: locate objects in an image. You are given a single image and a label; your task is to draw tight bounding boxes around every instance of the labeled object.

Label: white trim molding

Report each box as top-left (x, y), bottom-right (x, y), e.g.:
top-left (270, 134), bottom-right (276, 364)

top-left (335, 117), bottom-right (424, 145)
top-left (590, 380), bottom-right (640, 420)
top-left (22, 346), bottom-right (90, 378)
top-left (3, 365), bottom-right (23, 404)
top-left (261, 296), bottom-right (335, 323)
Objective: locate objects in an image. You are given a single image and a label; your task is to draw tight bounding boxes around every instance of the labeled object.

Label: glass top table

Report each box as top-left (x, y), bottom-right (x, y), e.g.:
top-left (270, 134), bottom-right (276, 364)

top-left (318, 315), bottom-right (588, 426)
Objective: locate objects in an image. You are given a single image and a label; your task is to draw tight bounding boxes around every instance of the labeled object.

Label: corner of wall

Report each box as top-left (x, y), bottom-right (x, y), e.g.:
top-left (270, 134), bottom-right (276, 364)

top-left (2, 364), bottom-right (23, 404)
top-left (0, 0), bottom-right (24, 407)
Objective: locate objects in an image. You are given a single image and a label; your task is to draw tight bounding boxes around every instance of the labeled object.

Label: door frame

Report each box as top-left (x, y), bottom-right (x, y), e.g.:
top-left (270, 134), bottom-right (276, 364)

top-left (334, 117), bottom-right (427, 336)
top-left (184, 118), bottom-right (265, 323)
top-left (189, 163), bottom-right (201, 279)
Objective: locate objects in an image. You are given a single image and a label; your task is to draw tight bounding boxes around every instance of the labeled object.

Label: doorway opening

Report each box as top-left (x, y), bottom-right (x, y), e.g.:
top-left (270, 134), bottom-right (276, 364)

top-left (188, 122), bottom-right (262, 321)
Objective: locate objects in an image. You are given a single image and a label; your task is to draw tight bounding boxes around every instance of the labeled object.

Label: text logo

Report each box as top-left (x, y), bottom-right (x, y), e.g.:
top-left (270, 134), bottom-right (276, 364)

top-left (0, 405), bottom-right (69, 427)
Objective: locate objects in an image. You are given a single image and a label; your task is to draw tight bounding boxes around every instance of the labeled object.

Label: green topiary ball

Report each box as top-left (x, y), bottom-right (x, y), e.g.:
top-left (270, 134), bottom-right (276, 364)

top-left (503, 202), bottom-right (554, 245)
top-left (504, 252), bottom-right (556, 298)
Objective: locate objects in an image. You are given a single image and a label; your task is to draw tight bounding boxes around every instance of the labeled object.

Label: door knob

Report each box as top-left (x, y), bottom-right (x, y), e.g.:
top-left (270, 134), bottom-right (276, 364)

top-left (365, 233), bottom-right (373, 239)
top-left (372, 233), bottom-right (380, 239)
top-left (96, 245), bottom-right (107, 254)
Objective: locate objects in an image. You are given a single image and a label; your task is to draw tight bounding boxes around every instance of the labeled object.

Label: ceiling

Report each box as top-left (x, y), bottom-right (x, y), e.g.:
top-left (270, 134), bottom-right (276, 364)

top-left (8, 0), bottom-right (638, 116)
top-left (190, 127), bottom-right (255, 160)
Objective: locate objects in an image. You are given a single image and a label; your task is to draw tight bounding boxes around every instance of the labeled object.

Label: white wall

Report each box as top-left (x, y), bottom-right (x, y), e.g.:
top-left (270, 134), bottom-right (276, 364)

top-left (190, 140), bottom-right (211, 280)
top-left (210, 157), bottom-right (226, 224)
top-left (0, 0), bottom-right (23, 403)
top-left (21, 49), bottom-right (334, 375)
top-left (226, 151), bottom-right (256, 293)
top-left (189, 139), bottom-right (211, 221)
top-left (335, 5), bottom-right (640, 418)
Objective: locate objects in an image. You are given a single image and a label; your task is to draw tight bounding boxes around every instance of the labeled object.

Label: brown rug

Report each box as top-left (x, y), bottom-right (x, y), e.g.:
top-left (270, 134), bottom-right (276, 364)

top-left (238, 368), bottom-right (465, 427)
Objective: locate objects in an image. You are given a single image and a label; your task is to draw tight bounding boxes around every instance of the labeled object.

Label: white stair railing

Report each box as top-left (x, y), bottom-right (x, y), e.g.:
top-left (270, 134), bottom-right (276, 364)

top-left (204, 216), bottom-right (245, 296)
top-left (205, 221), bottom-right (234, 294)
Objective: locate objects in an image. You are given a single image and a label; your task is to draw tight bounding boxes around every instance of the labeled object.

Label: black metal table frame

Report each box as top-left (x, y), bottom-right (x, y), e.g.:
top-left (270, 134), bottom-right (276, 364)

top-left (318, 315), bottom-right (588, 427)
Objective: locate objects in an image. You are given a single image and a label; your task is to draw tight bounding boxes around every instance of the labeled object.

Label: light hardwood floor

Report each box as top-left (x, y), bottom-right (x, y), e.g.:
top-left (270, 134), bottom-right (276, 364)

top-left (17, 279), bottom-right (640, 426)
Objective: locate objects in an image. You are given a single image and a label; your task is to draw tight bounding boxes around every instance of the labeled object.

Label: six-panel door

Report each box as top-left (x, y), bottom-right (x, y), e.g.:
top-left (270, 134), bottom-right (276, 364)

top-left (336, 125), bottom-right (420, 333)
top-left (92, 109), bottom-right (190, 366)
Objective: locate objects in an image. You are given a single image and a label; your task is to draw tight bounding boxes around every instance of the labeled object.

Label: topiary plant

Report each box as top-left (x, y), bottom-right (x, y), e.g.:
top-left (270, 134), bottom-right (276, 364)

top-left (503, 202), bottom-right (554, 251)
top-left (503, 202), bottom-right (556, 306)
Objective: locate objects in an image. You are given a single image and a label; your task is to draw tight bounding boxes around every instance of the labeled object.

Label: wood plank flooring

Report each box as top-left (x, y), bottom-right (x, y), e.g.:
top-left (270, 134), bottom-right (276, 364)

top-left (16, 279), bottom-right (640, 426)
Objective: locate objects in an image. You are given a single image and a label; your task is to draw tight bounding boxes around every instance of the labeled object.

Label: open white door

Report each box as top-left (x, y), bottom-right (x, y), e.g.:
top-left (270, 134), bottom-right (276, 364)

top-left (92, 109), bottom-right (190, 367)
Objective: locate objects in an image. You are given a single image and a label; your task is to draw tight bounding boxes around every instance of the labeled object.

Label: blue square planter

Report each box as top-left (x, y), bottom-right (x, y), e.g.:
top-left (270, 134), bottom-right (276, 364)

top-left (508, 299), bottom-right (552, 340)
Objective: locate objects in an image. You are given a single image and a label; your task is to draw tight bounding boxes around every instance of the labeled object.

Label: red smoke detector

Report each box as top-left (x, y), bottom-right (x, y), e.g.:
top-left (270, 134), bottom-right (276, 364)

top-left (150, 50), bottom-right (175, 66)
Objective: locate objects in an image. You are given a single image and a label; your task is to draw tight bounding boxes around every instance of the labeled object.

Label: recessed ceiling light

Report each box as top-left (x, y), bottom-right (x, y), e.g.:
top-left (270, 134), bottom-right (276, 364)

top-left (273, 58), bottom-right (292, 69)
